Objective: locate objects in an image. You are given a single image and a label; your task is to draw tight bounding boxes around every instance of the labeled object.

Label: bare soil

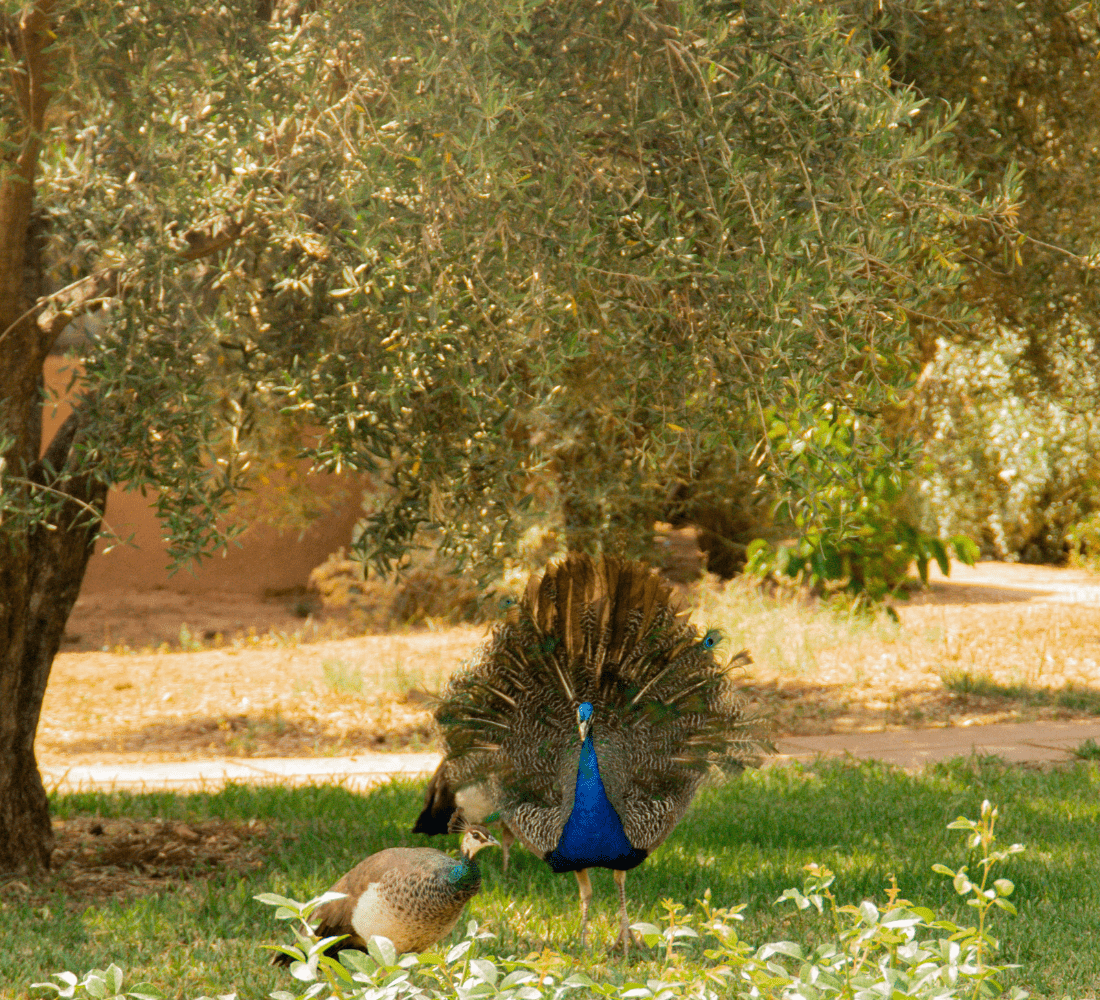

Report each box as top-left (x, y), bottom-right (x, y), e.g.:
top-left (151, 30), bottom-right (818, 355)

top-left (0, 817), bottom-right (273, 909)
top-left (40, 557), bottom-right (1100, 770)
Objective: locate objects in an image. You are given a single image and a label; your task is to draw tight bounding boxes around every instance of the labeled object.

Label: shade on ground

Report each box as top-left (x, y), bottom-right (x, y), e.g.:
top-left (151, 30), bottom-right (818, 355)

top-left (39, 718), bottom-right (1100, 794)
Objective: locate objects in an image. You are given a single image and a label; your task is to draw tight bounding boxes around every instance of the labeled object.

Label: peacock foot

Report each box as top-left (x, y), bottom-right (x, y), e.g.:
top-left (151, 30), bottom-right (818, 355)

top-left (612, 924), bottom-right (643, 956)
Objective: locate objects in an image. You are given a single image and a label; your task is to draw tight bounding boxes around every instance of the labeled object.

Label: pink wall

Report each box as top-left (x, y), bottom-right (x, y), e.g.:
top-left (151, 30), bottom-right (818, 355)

top-left (44, 357), bottom-right (365, 595)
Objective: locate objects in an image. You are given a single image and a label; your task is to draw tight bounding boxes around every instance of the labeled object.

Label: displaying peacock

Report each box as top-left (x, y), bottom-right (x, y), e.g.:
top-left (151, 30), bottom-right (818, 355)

top-left (430, 552), bottom-right (764, 953)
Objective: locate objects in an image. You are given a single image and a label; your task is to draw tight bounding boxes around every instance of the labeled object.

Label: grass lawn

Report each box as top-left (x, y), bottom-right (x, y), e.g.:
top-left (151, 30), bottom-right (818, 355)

top-left (4, 757), bottom-right (1100, 1000)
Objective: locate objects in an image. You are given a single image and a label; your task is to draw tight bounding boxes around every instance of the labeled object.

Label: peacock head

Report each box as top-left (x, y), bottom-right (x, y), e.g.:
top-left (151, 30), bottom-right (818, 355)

top-left (576, 701), bottom-right (594, 742)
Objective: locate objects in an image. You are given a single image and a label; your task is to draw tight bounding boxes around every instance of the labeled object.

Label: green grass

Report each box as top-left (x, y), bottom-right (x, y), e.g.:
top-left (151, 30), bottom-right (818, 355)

top-left (321, 658), bottom-right (366, 695)
top-left (6, 759), bottom-right (1100, 999)
top-left (940, 668), bottom-right (1100, 714)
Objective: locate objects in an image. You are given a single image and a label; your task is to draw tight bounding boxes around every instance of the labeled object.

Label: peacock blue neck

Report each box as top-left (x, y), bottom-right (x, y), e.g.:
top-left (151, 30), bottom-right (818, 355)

top-left (546, 706), bottom-right (648, 873)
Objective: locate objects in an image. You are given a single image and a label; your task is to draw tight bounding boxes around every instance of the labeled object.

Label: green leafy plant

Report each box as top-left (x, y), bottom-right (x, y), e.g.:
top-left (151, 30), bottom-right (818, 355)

top-left (746, 404), bottom-right (979, 602)
top-left (33, 966), bottom-right (162, 1000)
top-left (932, 800), bottom-right (1025, 996)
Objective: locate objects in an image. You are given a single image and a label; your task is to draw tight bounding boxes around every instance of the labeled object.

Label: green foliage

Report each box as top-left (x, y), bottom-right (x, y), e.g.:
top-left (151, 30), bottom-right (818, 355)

top-left (745, 405), bottom-right (977, 600)
top-left (1064, 510), bottom-right (1100, 571)
top-left (32, 967), bottom-right (161, 1000)
top-left (296, 0), bottom-right (1015, 572)
top-left (914, 327), bottom-right (1100, 562)
top-left (25, 0), bottom-right (1018, 580)
top-left (848, 0), bottom-right (1100, 561)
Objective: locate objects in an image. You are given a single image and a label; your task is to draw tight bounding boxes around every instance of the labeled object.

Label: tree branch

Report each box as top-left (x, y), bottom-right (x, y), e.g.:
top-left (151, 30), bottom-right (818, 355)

top-left (33, 268), bottom-right (121, 346)
top-left (0, 214), bottom-right (252, 352)
top-left (10, 2), bottom-right (56, 183)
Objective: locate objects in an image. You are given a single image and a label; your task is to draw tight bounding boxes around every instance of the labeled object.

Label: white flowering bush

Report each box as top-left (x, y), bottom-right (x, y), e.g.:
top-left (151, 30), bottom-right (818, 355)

top-left (34, 804), bottom-right (1025, 1000)
top-left (916, 326), bottom-right (1100, 561)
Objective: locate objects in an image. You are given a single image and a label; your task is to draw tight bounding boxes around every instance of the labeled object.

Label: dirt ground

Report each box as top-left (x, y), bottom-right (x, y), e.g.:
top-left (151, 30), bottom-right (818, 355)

top-left (39, 556), bottom-right (1100, 770)
top-left (0, 816), bottom-right (274, 914)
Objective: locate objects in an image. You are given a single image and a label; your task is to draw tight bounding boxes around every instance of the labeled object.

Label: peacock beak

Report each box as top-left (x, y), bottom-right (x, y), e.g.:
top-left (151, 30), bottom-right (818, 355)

top-left (575, 701), bottom-right (594, 743)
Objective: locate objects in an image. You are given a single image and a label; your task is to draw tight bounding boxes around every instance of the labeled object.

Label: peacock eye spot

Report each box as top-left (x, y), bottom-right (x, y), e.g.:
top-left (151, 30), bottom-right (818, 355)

top-left (700, 628), bottom-right (721, 650)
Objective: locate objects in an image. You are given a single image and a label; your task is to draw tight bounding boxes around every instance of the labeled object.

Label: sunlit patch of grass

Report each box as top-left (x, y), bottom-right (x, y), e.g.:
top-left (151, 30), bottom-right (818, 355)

top-left (321, 658), bottom-right (366, 695)
top-left (321, 655), bottom-right (447, 700)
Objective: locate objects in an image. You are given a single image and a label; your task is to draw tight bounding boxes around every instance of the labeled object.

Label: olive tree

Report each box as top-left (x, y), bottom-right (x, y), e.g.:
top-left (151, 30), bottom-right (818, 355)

top-left (1, 0), bottom-right (1015, 871)
top-left (853, 0), bottom-right (1100, 558)
top-left (293, 0), bottom-right (1015, 584)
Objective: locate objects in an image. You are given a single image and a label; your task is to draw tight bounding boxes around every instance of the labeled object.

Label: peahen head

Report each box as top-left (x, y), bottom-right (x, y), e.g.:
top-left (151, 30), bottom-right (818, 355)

top-left (459, 824), bottom-right (500, 859)
top-left (576, 701), bottom-right (594, 742)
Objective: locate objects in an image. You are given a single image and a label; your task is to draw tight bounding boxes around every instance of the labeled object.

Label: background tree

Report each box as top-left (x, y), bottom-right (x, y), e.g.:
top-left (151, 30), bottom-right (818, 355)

top-left (1, 0), bottom-right (1017, 871)
top-left (850, 0), bottom-right (1100, 560)
top-left (295, 0), bottom-right (1016, 585)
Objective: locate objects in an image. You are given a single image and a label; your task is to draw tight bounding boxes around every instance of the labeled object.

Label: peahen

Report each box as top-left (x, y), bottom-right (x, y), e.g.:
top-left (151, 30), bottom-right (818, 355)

top-left (272, 818), bottom-right (499, 964)
top-left (429, 552), bottom-right (763, 953)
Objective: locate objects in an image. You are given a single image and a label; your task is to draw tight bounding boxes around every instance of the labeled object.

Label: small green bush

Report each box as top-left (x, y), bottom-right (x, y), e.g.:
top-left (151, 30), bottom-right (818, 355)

top-left (746, 404), bottom-right (978, 602)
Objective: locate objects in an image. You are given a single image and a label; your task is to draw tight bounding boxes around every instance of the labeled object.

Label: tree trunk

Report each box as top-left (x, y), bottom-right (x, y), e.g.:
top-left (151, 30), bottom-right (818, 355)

top-left (0, 416), bottom-right (107, 872)
top-left (0, 0), bottom-right (93, 874)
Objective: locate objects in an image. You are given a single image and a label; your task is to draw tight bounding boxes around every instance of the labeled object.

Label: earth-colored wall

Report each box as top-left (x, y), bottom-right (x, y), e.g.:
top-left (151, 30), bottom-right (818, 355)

top-left (44, 357), bottom-right (364, 596)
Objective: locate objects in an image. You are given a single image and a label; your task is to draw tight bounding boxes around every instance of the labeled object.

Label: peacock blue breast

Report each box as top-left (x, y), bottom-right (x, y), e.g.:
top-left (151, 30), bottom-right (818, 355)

top-left (545, 732), bottom-right (648, 873)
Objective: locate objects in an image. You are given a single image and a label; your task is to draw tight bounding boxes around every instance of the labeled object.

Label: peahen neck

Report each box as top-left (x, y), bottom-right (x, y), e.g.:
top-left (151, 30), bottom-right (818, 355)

top-left (546, 723), bottom-right (646, 873)
top-left (446, 852), bottom-right (481, 889)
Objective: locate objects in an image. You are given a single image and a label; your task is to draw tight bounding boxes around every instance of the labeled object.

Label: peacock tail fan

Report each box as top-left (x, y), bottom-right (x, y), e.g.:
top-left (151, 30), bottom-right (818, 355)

top-left (435, 553), bottom-right (766, 791)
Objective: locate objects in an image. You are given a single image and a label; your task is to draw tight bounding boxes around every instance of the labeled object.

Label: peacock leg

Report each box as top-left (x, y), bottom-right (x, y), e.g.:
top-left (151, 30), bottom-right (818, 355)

top-left (573, 869), bottom-right (593, 947)
top-left (500, 822), bottom-right (516, 874)
top-left (611, 869), bottom-right (638, 955)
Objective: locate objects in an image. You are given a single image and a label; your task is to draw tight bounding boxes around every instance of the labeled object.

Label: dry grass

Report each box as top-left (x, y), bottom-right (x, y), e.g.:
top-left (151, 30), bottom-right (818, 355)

top-left (39, 561), bottom-right (1100, 765)
top-left (697, 563), bottom-right (1100, 735)
top-left (38, 628), bottom-right (483, 765)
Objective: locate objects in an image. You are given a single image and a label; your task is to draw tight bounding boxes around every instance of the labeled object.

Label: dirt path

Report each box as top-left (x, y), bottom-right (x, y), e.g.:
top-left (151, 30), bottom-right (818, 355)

top-left (38, 561), bottom-right (1100, 768)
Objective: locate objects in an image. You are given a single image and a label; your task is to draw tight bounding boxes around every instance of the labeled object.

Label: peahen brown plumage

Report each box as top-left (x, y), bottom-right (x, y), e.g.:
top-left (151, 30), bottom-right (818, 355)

top-left (272, 819), bottom-right (498, 965)
top-left (429, 552), bottom-right (764, 953)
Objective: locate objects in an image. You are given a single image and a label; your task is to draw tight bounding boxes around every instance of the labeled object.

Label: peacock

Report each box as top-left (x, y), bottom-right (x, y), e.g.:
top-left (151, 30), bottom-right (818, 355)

top-left (429, 552), bottom-right (764, 953)
top-left (272, 817), bottom-right (499, 965)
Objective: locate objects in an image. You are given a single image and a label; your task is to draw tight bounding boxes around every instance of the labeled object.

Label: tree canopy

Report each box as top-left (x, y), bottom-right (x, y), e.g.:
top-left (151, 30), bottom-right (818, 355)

top-left (18, 0), bottom-right (1018, 577)
top-left (1, 0), bottom-right (1076, 870)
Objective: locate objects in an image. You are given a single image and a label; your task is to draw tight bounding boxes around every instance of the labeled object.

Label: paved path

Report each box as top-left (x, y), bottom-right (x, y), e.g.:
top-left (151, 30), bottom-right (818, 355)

top-left (40, 718), bottom-right (1100, 794)
top-left (776, 717), bottom-right (1100, 768)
